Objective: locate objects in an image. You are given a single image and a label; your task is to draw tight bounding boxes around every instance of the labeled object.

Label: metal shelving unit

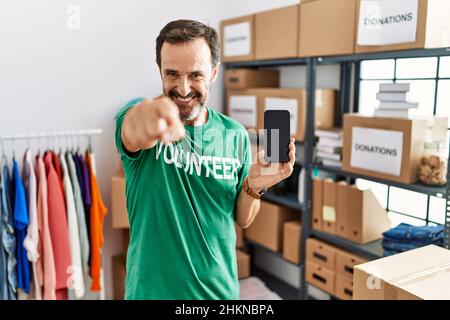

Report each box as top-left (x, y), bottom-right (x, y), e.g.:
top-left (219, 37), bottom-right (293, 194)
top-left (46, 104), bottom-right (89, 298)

top-left (225, 46), bottom-right (450, 301)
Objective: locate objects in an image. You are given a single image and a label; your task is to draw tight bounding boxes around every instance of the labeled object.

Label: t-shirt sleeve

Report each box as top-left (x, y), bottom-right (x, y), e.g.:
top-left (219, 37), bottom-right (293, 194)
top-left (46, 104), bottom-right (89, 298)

top-left (114, 98), bottom-right (144, 161)
top-left (235, 128), bottom-right (252, 195)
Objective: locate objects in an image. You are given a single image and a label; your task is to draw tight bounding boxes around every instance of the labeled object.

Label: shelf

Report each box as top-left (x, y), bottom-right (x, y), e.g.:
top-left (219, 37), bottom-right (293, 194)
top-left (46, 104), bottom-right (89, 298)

top-left (251, 267), bottom-right (300, 300)
top-left (317, 47), bottom-right (450, 64)
top-left (224, 57), bottom-right (309, 69)
top-left (245, 239), bottom-right (300, 267)
top-left (314, 164), bottom-right (447, 197)
top-left (262, 190), bottom-right (304, 212)
top-left (311, 230), bottom-right (383, 260)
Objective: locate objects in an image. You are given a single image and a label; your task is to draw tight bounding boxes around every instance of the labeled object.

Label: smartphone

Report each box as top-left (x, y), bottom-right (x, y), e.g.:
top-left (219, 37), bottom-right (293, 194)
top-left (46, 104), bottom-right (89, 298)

top-left (264, 110), bottom-right (290, 163)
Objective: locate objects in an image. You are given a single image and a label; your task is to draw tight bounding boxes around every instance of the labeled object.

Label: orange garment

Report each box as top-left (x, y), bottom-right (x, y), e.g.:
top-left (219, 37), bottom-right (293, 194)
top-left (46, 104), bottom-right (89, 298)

top-left (44, 152), bottom-right (71, 300)
top-left (86, 152), bottom-right (107, 291)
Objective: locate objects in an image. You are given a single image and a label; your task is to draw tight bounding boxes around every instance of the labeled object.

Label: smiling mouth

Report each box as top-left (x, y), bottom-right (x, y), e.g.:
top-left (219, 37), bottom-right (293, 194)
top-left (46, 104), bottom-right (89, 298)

top-left (175, 96), bottom-right (195, 103)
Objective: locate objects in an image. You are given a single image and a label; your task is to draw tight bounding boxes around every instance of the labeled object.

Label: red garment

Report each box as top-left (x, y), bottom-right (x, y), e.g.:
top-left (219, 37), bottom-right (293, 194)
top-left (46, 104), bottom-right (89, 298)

top-left (50, 151), bottom-right (66, 211)
top-left (44, 152), bottom-right (71, 300)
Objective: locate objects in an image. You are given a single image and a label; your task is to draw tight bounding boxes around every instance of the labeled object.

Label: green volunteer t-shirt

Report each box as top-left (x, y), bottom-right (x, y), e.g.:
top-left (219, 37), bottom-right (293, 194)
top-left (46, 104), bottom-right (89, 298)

top-left (115, 98), bottom-right (252, 300)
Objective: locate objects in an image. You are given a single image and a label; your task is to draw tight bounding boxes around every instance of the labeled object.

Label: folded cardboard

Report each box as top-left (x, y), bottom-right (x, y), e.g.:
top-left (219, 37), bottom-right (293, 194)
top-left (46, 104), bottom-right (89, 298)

top-left (227, 88), bottom-right (336, 140)
top-left (111, 176), bottom-right (130, 229)
top-left (322, 179), bottom-right (336, 235)
top-left (299, 0), bottom-right (357, 57)
top-left (312, 178), bottom-right (324, 231)
top-left (225, 69), bottom-right (279, 90)
top-left (336, 249), bottom-right (367, 280)
top-left (335, 274), bottom-right (354, 300)
top-left (355, 0), bottom-right (450, 53)
top-left (112, 254), bottom-right (126, 300)
top-left (236, 249), bottom-right (251, 279)
top-left (255, 5), bottom-right (299, 60)
top-left (245, 200), bottom-right (297, 252)
top-left (236, 223), bottom-right (244, 248)
top-left (283, 221), bottom-right (302, 264)
top-left (354, 245), bottom-right (450, 300)
top-left (306, 261), bottom-right (335, 295)
top-left (306, 238), bottom-right (336, 270)
top-left (342, 114), bottom-right (447, 184)
top-left (336, 181), bottom-right (391, 244)
top-left (221, 15), bottom-right (255, 62)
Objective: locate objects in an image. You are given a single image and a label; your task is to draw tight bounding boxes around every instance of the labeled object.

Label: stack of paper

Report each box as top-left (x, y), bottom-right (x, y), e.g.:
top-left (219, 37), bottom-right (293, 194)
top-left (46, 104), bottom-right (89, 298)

top-left (374, 83), bottom-right (418, 119)
top-left (316, 128), bottom-right (343, 167)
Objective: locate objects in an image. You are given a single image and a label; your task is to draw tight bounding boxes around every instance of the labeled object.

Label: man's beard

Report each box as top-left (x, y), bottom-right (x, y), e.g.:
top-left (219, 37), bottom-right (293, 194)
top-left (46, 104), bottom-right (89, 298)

top-left (166, 89), bottom-right (207, 122)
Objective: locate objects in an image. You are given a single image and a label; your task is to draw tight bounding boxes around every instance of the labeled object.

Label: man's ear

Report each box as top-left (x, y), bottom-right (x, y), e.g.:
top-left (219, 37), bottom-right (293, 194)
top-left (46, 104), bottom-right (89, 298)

top-left (210, 63), bottom-right (220, 84)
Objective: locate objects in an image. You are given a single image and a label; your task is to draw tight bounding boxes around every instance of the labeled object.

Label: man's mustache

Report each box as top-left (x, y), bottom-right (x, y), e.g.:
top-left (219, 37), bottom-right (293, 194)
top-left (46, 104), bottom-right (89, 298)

top-left (169, 90), bottom-right (200, 99)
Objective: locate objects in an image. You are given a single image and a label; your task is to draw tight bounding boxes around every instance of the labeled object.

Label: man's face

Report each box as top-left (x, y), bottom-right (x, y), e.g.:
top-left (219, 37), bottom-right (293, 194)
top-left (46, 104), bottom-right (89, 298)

top-left (160, 38), bottom-right (219, 122)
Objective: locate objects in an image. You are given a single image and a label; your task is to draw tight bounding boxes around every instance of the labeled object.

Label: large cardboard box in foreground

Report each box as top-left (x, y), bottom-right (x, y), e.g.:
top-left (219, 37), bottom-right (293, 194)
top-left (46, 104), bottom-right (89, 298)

top-left (342, 114), bottom-right (448, 184)
top-left (221, 15), bottom-right (255, 63)
top-left (355, 0), bottom-right (450, 54)
top-left (225, 69), bottom-right (279, 90)
top-left (245, 201), bottom-right (297, 252)
top-left (255, 5), bottom-right (299, 60)
top-left (299, 0), bottom-right (357, 57)
top-left (354, 245), bottom-right (450, 300)
top-left (111, 176), bottom-right (129, 229)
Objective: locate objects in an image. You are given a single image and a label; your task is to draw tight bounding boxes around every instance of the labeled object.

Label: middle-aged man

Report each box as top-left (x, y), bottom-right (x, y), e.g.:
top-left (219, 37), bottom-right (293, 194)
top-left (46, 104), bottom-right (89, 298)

top-left (115, 19), bottom-right (296, 299)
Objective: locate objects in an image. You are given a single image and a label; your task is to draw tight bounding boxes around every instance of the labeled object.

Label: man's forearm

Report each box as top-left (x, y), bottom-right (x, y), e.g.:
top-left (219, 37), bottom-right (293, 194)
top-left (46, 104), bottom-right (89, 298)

top-left (235, 190), bottom-right (261, 229)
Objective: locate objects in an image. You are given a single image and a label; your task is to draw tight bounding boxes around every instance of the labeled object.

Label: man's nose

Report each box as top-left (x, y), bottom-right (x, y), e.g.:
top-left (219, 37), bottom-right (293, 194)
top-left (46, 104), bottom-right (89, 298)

top-left (177, 76), bottom-right (192, 97)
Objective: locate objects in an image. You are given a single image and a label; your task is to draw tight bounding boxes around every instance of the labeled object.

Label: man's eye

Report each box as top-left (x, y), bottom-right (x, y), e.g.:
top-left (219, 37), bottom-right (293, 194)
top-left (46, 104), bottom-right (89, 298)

top-left (167, 72), bottom-right (177, 78)
top-left (191, 74), bottom-right (201, 79)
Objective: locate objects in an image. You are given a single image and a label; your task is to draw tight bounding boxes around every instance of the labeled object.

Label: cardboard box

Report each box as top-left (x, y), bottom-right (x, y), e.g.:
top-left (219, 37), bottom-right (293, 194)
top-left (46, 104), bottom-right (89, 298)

top-left (111, 176), bottom-right (129, 229)
top-left (245, 200), bottom-right (297, 252)
top-left (334, 274), bottom-right (354, 300)
top-left (227, 88), bottom-right (336, 140)
top-left (306, 238), bottom-right (336, 270)
top-left (236, 223), bottom-right (244, 248)
top-left (354, 245), bottom-right (450, 300)
top-left (299, 0), bottom-right (357, 57)
top-left (306, 261), bottom-right (335, 295)
top-left (259, 88), bottom-right (336, 141)
top-left (335, 249), bottom-right (367, 280)
top-left (255, 5), bottom-right (299, 60)
top-left (322, 179), bottom-right (336, 235)
top-left (236, 249), bottom-right (250, 279)
top-left (336, 182), bottom-right (391, 244)
top-left (225, 69), bottom-right (279, 90)
top-left (283, 221), bottom-right (302, 264)
top-left (226, 89), bottom-right (261, 129)
top-left (342, 114), bottom-right (447, 184)
top-left (221, 15), bottom-right (255, 62)
top-left (355, 0), bottom-right (450, 54)
top-left (312, 178), bottom-right (323, 231)
top-left (112, 254), bottom-right (126, 300)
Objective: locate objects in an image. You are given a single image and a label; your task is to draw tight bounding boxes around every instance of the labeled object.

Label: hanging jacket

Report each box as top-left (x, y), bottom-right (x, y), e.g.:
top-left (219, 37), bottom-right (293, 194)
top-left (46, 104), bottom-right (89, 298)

top-left (78, 152), bottom-right (92, 268)
top-left (86, 152), bottom-right (107, 292)
top-left (0, 168), bottom-right (8, 300)
top-left (1, 163), bottom-right (17, 300)
top-left (35, 155), bottom-right (56, 300)
top-left (59, 153), bottom-right (84, 298)
top-left (66, 152), bottom-right (89, 274)
top-left (12, 159), bottom-right (30, 295)
top-left (22, 149), bottom-right (41, 300)
top-left (44, 152), bottom-right (71, 300)
top-left (50, 152), bottom-right (66, 211)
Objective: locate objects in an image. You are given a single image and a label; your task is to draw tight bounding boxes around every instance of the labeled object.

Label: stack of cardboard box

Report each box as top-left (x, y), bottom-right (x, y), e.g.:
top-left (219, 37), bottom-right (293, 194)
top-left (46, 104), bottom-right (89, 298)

top-left (306, 238), bottom-right (367, 299)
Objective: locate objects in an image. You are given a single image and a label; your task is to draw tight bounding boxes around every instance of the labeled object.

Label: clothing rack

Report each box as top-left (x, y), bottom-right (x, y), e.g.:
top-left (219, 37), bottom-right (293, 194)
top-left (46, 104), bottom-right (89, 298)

top-left (0, 128), bottom-right (106, 301)
top-left (0, 129), bottom-right (103, 141)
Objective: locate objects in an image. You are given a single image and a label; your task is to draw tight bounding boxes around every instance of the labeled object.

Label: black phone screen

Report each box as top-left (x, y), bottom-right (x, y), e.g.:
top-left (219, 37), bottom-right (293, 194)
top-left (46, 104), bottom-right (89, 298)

top-left (264, 109), bottom-right (290, 163)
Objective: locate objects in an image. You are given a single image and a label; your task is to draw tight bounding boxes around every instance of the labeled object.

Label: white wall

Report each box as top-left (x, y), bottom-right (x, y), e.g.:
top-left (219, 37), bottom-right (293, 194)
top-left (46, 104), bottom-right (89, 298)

top-left (0, 0), bottom-right (337, 300)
